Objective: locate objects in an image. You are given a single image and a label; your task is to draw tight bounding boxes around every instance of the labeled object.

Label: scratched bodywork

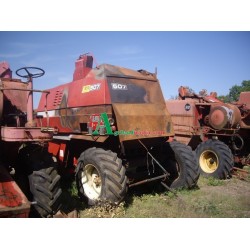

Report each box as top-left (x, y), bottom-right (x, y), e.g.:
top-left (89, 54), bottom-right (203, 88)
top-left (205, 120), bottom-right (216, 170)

top-left (37, 57), bottom-right (174, 140)
top-left (36, 54), bottom-right (200, 208)
top-left (0, 164), bottom-right (30, 218)
top-left (0, 78), bottom-right (53, 141)
top-left (0, 62), bottom-right (62, 218)
top-left (234, 92), bottom-right (250, 129)
top-left (166, 86), bottom-right (243, 146)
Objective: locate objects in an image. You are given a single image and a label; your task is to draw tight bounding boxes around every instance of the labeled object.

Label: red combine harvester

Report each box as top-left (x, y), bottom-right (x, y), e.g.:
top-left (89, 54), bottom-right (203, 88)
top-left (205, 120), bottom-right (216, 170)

top-left (0, 62), bottom-right (62, 217)
top-left (166, 86), bottom-right (250, 179)
top-left (37, 54), bottom-right (199, 206)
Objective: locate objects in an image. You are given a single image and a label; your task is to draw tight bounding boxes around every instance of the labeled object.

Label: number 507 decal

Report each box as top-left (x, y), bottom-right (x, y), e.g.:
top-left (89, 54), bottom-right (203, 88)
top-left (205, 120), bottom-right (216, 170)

top-left (111, 83), bottom-right (128, 90)
top-left (82, 83), bottom-right (101, 93)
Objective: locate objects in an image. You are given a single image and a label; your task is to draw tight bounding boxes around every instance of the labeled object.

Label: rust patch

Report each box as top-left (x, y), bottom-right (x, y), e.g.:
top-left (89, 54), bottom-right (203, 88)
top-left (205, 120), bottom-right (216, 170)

top-left (0, 165), bottom-right (30, 217)
top-left (112, 103), bottom-right (174, 141)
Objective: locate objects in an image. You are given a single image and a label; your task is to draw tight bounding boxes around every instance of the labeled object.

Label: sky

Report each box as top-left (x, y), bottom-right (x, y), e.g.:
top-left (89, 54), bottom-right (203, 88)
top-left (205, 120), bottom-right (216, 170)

top-left (0, 31), bottom-right (249, 107)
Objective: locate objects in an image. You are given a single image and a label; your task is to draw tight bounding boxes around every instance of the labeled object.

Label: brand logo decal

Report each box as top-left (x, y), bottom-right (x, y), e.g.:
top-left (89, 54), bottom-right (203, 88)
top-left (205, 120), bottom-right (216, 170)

top-left (88, 113), bottom-right (165, 137)
top-left (82, 83), bottom-right (101, 93)
top-left (185, 103), bottom-right (191, 111)
top-left (88, 113), bottom-right (113, 135)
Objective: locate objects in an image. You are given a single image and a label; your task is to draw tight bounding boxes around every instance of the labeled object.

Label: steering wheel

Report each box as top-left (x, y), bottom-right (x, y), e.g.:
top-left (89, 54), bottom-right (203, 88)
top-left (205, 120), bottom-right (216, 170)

top-left (16, 67), bottom-right (45, 79)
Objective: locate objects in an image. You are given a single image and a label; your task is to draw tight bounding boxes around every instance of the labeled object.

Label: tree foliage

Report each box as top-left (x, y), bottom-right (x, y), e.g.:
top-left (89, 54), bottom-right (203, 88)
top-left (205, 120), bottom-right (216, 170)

top-left (228, 84), bottom-right (242, 102)
top-left (218, 80), bottom-right (250, 102)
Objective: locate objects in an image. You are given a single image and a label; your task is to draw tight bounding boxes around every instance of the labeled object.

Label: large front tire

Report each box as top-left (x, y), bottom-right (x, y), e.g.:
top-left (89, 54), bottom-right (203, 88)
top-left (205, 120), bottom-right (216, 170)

top-left (17, 145), bottom-right (62, 217)
top-left (76, 147), bottom-right (127, 206)
top-left (165, 141), bottom-right (200, 189)
top-left (195, 139), bottom-right (234, 179)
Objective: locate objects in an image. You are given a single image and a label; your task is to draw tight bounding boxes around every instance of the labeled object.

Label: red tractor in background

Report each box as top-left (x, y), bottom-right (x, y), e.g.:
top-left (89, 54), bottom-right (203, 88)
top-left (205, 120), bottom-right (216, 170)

top-left (37, 54), bottom-right (200, 206)
top-left (0, 62), bottom-right (62, 217)
top-left (166, 86), bottom-right (250, 179)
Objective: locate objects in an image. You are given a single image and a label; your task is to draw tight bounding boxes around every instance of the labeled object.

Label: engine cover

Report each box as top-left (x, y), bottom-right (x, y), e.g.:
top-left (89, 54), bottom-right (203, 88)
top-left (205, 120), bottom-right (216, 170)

top-left (209, 104), bottom-right (241, 130)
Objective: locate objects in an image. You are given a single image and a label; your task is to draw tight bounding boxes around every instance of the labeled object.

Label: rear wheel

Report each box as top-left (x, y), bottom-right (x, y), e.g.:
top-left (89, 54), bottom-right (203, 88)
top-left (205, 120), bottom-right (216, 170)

top-left (17, 145), bottom-right (62, 217)
top-left (76, 147), bottom-right (127, 206)
top-left (165, 141), bottom-right (200, 189)
top-left (195, 139), bottom-right (234, 179)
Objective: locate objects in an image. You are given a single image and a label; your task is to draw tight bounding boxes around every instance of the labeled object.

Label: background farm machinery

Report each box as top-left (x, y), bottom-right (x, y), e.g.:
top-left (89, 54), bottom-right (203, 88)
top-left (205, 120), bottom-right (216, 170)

top-left (166, 86), bottom-right (250, 179)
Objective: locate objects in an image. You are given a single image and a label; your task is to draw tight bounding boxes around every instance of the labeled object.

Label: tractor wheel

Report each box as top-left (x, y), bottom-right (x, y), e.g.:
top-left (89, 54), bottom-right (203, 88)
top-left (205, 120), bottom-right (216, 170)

top-left (17, 145), bottom-right (62, 217)
top-left (195, 139), bottom-right (234, 179)
top-left (165, 141), bottom-right (200, 189)
top-left (76, 147), bottom-right (127, 206)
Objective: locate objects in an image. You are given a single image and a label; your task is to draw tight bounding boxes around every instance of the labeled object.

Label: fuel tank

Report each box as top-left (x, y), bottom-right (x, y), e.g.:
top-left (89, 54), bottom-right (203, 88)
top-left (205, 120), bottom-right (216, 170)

top-left (208, 103), bottom-right (241, 130)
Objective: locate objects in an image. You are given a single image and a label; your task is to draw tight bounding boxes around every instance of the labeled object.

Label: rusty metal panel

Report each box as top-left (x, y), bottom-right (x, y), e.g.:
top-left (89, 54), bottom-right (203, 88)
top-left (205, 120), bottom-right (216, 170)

top-left (0, 62), bottom-right (12, 78)
top-left (37, 105), bottom-right (113, 133)
top-left (104, 64), bottom-right (157, 81)
top-left (56, 105), bottom-right (113, 133)
top-left (113, 103), bottom-right (174, 141)
top-left (237, 92), bottom-right (250, 128)
top-left (0, 79), bottom-right (28, 113)
top-left (166, 99), bottom-right (199, 136)
top-left (0, 81), bottom-right (2, 119)
top-left (1, 127), bottom-right (53, 142)
top-left (238, 92), bottom-right (250, 109)
top-left (208, 103), bottom-right (241, 129)
top-left (0, 165), bottom-right (30, 218)
top-left (107, 75), bottom-right (164, 105)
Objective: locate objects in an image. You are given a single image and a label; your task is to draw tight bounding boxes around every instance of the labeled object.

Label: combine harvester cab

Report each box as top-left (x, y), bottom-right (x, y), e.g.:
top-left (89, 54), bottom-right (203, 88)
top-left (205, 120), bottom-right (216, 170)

top-left (0, 62), bottom-right (62, 218)
top-left (37, 54), bottom-right (200, 206)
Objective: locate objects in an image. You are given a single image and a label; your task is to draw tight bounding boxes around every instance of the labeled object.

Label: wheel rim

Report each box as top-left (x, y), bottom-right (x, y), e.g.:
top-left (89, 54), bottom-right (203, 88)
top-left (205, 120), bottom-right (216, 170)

top-left (80, 164), bottom-right (102, 200)
top-left (199, 150), bottom-right (219, 173)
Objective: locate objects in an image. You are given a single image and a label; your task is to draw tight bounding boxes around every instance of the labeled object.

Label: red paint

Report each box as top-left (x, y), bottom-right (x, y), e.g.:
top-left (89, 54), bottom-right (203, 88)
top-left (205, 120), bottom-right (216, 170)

top-left (39, 117), bottom-right (72, 133)
top-left (48, 142), bottom-right (67, 163)
top-left (37, 78), bottom-right (110, 111)
top-left (0, 181), bottom-right (22, 207)
top-left (73, 54), bottom-right (93, 81)
top-left (48, 141), bottom-right (60, 156)
top-left (73, 157), bottom-right (78, 168)
top-left (0, 166), bottom-right (30, 217)
top-left (37, 54), bottom-right (115, 134)
top-left (59, 143), bottom-right (67, 162)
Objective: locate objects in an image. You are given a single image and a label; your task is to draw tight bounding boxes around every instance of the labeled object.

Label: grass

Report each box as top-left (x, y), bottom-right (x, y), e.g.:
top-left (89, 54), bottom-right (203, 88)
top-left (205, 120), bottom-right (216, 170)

top-left (59, 177), bottom-right (87, 214)
top-left (206, 177), bottom-right (225, 186)
top-left (60, 174), bottom-right (250, 218)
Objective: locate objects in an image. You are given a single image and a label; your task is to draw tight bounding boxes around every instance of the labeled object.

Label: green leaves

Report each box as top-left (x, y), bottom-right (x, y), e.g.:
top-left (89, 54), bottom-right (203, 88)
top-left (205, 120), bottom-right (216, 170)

top-left (218, 80), bottom-right (250, 102)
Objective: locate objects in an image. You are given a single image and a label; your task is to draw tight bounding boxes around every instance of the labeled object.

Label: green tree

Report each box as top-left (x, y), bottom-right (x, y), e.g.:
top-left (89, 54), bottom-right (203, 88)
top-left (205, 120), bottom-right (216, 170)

top-left (218, 80), bottom-right (250, 102)
top-left (229, 84), bottom-right (242, 102)
top-left (231, 80), bottom-right (250, 101)
top-left (241, 80), bottom-right (250, 91)
top-left (217, 95), bottom-right (231, 103)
